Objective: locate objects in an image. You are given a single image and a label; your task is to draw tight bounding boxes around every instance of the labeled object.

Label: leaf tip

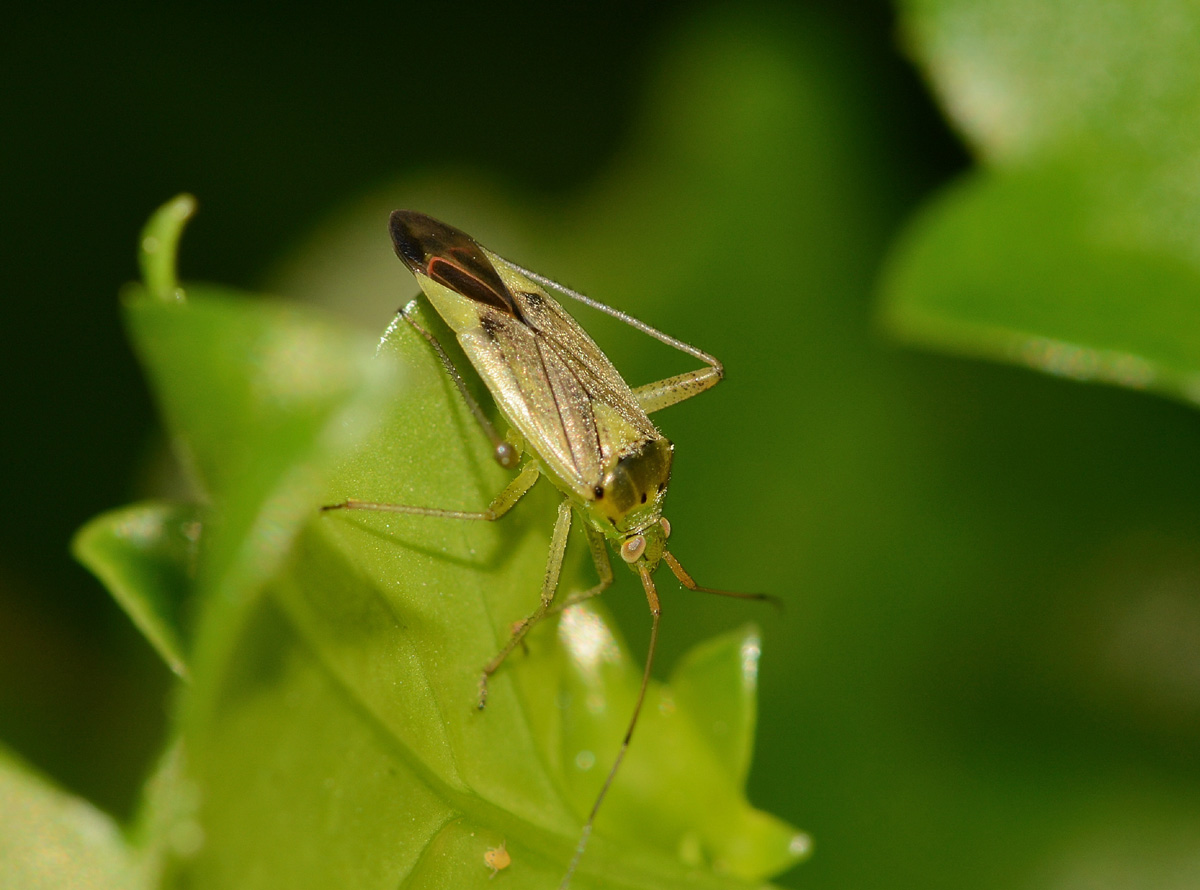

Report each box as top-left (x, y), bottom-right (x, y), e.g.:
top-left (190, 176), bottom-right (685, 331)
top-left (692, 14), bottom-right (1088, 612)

top-left (139, 194), bottom-right (198, 303)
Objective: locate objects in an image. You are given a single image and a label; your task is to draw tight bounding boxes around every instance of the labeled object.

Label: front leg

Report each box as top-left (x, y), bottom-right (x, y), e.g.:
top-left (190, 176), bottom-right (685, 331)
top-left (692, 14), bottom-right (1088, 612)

top-left (322, 462), bottom-right (540, 521)
top-left (478, 497), bottom-right (573, 709)
top-left (547, 523), bottom-right (613, 615)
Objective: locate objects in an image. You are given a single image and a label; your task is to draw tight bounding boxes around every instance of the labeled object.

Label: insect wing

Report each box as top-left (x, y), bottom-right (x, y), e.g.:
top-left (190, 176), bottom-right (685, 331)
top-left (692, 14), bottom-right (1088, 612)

top-left (457, 270), bottom-right (659, 499)
top-left (392, 209), bottom-right (660, 501)
top-left (390, 210), bottom-right (519, 317)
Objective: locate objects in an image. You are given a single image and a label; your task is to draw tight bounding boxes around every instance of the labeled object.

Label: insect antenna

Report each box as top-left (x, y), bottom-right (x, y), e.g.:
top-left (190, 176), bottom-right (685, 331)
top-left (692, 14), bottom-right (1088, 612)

top-left (663, 551), bottom-right (783, 611)
top-left (507, 261), bottom-right (723, 373)
top-left (560, 564), bottom-right (661, 890)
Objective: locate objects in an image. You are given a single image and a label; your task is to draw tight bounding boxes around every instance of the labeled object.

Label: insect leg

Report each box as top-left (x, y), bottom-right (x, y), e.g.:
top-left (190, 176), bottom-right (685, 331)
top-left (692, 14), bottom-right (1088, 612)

top-left (547, 523), bottom-right (613, 615)
top-left (322, 462), bottom-right (539, 520)
top-left (560, 563), bottom-right (661, 890)
top-left (478, 497), bottom-right (572, 709)
top-left (399, 298), bottom-right (519, 469)
top-left (506, 261), bottom-right (724, 413)
top-left (632, 365), bottom-right (724, 414)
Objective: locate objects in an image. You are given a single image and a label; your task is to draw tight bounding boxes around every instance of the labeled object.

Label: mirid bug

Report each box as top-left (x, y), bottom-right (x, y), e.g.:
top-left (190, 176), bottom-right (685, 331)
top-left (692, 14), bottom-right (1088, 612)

top-left (324, 211), bottom-right (771, 888)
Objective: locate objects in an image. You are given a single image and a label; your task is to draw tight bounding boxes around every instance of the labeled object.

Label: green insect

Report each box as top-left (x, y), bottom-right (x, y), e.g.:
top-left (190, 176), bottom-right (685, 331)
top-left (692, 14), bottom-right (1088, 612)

top-left (324, 211), bottom-right (769, 887)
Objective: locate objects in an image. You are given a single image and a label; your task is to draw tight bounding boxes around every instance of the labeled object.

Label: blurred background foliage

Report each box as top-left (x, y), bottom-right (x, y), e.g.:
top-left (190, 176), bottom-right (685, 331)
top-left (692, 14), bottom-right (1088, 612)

top-left (4, 1), bottom-right (1200, 888)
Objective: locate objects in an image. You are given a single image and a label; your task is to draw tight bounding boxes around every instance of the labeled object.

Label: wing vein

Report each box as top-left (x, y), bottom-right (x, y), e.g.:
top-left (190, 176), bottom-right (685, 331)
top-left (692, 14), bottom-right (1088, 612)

top-left (535, 326), bottom-right (608, 463)
top-left (533, 332), bottom-right (581, 476)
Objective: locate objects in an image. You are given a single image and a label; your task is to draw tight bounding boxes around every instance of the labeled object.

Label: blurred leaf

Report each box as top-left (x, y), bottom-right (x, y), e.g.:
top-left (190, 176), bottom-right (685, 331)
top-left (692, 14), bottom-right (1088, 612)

top-left (128, 742), bottom-right (204, 889)
top-left (138, 193), bottom-right (195, 303)
top-left (883, 0), bottom-right (1200, 406)
top-left (0, 746), bottom-right (145, 890)
top-left (668, 626), bottom-right (761, 787)
top-left (120, 282), bottom-right (406, 716)
top-left (554, 620), bottom-right (808, 878)
top-left (71, 501), bottom-right (201, 679)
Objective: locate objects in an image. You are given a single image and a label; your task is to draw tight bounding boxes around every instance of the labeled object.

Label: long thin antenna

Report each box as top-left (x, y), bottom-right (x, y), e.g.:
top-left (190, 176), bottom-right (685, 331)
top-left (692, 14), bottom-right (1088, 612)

top-left (559, 565), bottom-right (661, 889)
top-left (507, 260), bottom-right (723, 372)
top-left (663, 551), bottom-right (783, 610)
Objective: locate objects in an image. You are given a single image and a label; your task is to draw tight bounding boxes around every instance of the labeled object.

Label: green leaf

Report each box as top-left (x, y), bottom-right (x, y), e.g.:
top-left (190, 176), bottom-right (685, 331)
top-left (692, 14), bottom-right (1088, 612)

top-left (138, 193), bottom-right (195, 303)
top-left (122, 281), bottom-right (403, 689)
top-left (0, 746), bottom-right (146, 890)
top-left (170, 315), bottom-right (804, 888)
top-left (128, 742), bottom-right (205, 888)
top-left (668, 626), bottom-right (761, 787)
top-left (883, 1), bottom-right (1200, 406)
top-left (71, 501), bottom-right (200, 679)
top-left (554, 620), bottom-right (808, 878)
top-left (87, 198), bottom-right (804, 888)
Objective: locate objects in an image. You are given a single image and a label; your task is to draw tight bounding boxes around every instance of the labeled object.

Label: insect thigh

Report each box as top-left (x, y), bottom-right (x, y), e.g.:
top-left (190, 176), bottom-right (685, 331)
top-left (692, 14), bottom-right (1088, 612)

top-left (321, 462), bottom-right (539, 522)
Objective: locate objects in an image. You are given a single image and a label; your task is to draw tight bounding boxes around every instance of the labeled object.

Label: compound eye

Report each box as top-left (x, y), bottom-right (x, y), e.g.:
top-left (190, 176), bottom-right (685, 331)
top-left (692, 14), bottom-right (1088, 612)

top-left (660, 517), bottom-right (671, 538)
top-left (620, 535), bottom-right (647, 563)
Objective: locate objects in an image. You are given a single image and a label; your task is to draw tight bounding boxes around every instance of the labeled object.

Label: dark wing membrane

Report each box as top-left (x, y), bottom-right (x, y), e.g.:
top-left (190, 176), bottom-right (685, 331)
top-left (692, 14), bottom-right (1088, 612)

top-left (389, 210), bottom-right (520, 317)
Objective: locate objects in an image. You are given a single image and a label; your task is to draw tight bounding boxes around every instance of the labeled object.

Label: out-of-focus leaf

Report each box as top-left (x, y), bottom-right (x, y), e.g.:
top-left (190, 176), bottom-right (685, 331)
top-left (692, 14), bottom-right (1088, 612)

top-left (668, 626), bottom-right (762, 787)
top-left (883, 1), bottom-right (1200, 406)
top-left (71, 501), bottom-right (201, 679)
top-left (123, 284), bottom-right (399, 595)
top-left (138, 193), bottom-right (195, 303)
top-left (128, 742), bottom-right (204, 889)
top-left (0, 746), bottom-right (145, 890)
top-left (554, 618), bottom-right (808, 878)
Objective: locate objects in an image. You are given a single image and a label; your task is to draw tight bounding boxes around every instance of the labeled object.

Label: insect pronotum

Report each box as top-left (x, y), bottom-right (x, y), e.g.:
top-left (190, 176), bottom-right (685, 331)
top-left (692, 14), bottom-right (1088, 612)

top-left (323, 211), bottom-right (772, 888)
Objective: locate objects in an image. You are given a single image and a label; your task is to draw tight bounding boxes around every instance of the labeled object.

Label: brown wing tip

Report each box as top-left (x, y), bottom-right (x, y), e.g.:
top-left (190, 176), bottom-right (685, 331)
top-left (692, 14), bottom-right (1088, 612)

top-left (389, 210), bottom-right (457, 272)
top-left (389, 210), bottom-right (482, 268)
top-left (387, 211), bottom-right (521, 318)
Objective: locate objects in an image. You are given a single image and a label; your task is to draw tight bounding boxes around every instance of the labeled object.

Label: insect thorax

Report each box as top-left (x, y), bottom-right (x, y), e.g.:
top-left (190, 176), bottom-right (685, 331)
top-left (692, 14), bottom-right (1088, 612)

top-left (589, 438), bottom-right (674, 534)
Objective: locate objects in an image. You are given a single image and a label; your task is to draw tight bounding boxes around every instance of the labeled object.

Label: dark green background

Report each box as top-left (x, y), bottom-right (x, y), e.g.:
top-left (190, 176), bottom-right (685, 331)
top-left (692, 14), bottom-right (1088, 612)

top-left (6, 2), bottom-right (1199, 889)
